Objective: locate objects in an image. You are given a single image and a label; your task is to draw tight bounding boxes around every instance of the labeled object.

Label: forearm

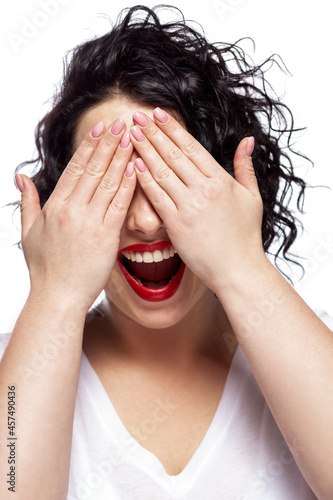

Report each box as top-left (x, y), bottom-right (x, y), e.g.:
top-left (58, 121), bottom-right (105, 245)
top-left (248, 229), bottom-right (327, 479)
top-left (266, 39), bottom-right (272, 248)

top-left (217, 256), bottom-right (333, 500)
top-left (0, 291), bottom-right (87, 500)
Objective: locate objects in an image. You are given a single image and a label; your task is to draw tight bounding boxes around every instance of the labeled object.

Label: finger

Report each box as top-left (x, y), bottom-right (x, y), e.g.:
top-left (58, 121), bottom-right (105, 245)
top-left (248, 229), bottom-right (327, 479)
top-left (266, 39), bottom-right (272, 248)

top-left (104, 162), bottom-right (137, 230)
top-left (152, 107), bottom-right (224, 178)
top-left (233, 137), bottom-right (260, 197)
top-left (70, 119), bottom-right (127, 205)
top-left (134, 158), bottom-right (178, 222)
top-left (132, 111), bottom-right (203, 187)
top-left (89, 132), bottom-right (134, 214)
top-left (16, 174), bottom-right (42, 241)
top-left (130, 125), bottom-right (186, 205)
top-left (51, 121), bottom-right (105, 202)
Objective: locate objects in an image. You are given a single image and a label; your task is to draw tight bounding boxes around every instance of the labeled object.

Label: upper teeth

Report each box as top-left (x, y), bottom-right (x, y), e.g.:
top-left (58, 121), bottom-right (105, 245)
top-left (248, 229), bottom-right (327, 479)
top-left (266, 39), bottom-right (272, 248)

top-left (122, 246), bottom-right (177, 263)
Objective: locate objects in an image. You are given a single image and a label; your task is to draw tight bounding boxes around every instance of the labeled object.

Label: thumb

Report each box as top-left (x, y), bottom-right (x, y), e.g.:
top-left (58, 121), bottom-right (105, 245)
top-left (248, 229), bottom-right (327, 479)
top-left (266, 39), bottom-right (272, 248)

top-left (233, 137), bottom-right (260, 197)
top-left (15, 174), bottom-right (41, 240)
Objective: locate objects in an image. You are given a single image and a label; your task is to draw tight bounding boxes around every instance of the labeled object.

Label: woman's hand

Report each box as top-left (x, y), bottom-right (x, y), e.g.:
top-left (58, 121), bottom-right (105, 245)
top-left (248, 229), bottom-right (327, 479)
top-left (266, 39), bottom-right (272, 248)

top-left (16, 120), bottom-right (136, 313)
top-left (130, 108), bottom-right (266, 294)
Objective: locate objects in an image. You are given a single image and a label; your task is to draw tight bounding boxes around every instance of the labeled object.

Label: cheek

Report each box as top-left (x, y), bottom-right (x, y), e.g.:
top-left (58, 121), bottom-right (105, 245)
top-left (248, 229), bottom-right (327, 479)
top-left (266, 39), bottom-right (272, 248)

top-left (104, 264), bottom-right (126, 301)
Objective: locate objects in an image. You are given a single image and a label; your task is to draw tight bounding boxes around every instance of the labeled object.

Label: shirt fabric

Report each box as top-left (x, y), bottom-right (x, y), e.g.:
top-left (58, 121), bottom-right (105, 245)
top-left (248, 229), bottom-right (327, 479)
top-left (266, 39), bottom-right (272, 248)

top-left (1, 309), bottom-right (332, 499)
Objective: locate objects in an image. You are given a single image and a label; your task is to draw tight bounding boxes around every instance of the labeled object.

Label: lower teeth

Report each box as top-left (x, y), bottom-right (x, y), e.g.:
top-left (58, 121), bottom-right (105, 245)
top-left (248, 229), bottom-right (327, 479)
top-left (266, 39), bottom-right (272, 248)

top-left (132, 272), bottom-right (177, 287)
top-left (133, 275), bottom-right (143, 285)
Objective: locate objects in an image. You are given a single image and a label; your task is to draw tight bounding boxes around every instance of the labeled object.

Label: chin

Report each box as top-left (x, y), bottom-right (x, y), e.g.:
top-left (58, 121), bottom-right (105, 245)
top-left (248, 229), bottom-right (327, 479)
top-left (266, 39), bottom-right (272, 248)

top-left (127, 307), bottom-right (187, 330)
top-left (104, 269), bottom-right (207, 330)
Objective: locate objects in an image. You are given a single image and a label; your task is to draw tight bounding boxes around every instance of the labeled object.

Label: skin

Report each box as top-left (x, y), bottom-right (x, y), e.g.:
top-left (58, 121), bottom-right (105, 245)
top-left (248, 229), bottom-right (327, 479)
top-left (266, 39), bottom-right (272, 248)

top-left (76, 98), bottom-right (239, 474)
top-left (0, 96), bottom-right (332, 498)
top-left (74, 98), bottom-right (236, 356)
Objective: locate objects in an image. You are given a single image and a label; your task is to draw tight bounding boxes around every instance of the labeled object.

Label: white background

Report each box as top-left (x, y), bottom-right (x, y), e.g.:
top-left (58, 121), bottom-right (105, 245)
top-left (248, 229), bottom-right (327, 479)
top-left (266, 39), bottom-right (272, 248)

top-left (0, 0), bottom-right (332, 332)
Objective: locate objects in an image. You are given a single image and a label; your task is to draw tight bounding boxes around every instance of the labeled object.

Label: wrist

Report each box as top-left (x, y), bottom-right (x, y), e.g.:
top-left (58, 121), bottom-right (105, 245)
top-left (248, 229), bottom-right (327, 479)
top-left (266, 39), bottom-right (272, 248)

top-left (26, 286), bottom-right (90, 321)
top-left (214, 251), bottom-right (275, 301)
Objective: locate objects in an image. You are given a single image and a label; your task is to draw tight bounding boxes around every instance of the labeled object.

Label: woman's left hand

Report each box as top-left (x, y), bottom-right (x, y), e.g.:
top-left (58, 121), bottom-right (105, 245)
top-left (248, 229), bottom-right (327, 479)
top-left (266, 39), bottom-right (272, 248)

top-left (130, 108), bottom-right (266, 294)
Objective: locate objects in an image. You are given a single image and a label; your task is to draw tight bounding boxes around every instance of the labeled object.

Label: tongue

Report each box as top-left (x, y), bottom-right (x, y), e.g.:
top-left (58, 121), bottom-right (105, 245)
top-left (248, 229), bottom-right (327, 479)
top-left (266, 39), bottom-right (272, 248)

top-left (126, 254), bottom-right (182, 286)
top-left (140, 278), bottom-right (170, 289)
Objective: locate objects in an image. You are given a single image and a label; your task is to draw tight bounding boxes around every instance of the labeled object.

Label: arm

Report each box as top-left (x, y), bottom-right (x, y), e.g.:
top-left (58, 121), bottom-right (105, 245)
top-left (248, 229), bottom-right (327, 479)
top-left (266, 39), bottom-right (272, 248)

top-left (129, 108), bottom-right (333, 500)
top-left (216, 254), bottom-right (333, 500)
top-left (0, 120), bottom-right (136, 500)
top-left (0, 294), bottom-right (86, 500)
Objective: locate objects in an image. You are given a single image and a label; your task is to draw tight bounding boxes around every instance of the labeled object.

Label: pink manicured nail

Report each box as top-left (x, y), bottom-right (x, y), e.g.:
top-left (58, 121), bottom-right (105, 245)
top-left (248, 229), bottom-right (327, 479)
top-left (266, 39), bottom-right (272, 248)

top-left (135, 158), bottom-right (147, 172)
top-left (120, 132), bottom-right (130, 149)
top-left (110, 118), bottom-right (125, 135)
top-left (133, 111), bottom-right (150, 127)
top-left (246, 136), bottom-right (255, 157)
top-left (125, 162), bottom-right (135, 177)
top-left (131, 126), bottom-right (145, 142)
top-left (91, 121), bottom-right (104, 138)
top-left (153, 107), bottom-right (168, 123)
top-left (15, 174), bottom-right (24, 192)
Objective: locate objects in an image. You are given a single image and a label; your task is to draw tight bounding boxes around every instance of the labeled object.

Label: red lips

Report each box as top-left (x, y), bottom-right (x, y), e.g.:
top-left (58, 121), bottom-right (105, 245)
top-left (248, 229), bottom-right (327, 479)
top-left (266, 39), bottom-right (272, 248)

top-left (117, 240), bottom-right (186, 302)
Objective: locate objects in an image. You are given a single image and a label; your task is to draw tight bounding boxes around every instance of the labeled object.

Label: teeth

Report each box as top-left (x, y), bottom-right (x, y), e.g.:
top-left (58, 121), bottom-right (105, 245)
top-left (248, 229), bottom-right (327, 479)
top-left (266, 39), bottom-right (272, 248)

top-left (162, 248), bottom-right (170, 259)
top-left (143, 251), bottom-right (154, 263)
top-left (135, 252), bottom-right (143, 263)
top-left (153, 250), bottom-right (163, 262)
top-left (122, 246), bottom-right (177, 263)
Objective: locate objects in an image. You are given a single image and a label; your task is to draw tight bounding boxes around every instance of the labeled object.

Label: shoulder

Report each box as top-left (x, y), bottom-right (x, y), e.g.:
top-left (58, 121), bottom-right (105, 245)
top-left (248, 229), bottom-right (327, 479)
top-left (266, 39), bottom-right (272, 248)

top-left (314, 309), bottom-right (333, 331)
top-left (0, 332), bottom-right (12, 359)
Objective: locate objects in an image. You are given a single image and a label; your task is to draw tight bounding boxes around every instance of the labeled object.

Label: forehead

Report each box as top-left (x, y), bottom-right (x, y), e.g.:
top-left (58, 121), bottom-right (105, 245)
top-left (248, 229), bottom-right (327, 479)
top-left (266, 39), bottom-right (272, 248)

top-left (74, 96), bottom-right (157, 150)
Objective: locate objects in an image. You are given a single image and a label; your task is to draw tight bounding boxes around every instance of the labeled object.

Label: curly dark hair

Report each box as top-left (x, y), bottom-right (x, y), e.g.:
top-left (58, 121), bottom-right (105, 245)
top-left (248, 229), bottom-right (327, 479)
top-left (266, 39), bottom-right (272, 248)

top-left (12, 4), bottom-right (308, 273)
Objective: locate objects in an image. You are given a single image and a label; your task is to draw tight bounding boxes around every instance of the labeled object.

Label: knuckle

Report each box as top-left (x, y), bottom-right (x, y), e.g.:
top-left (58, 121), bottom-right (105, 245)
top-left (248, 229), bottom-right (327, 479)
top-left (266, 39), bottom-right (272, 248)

top-left (79, 141), bottom-right (94, 157)
top-left (66, 160), bottom-right (84, 177)
top-left (19, 200), bottom-right (27, 213)
top-left (166, 121), bottom-right (178, 134)
top-left (151, 190), bottom-right (165, 205)
top-left (155, 166), bottom-right (171, 182)
top-left (167, 147), bottom-right (182, 162)
top-left (203, 180), bottom-right (220, 200)
top-left (110, 198), bottom-right (125, 214)
top-left (99, 175), bottom-right (117, 193)
top-left (99, 140), bottom-right (116, 155)
top-left (147, 124), bottom-right (159, 138)
top-left (183, 139), bottom-right (200, 157)
top-left (140, 174), bottom-right (153, 186)
top-left (42, 199), bottom-right (54, 217)
top-left (58, 204), bottom-right (76, 227)
top-left (85, 160), bottom-right (103, 177)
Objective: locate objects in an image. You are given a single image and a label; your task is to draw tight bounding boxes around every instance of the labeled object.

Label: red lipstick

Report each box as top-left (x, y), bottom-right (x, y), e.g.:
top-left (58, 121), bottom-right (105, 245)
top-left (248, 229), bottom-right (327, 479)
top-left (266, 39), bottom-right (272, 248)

top-left (117, 240), bottom-right (185, 302)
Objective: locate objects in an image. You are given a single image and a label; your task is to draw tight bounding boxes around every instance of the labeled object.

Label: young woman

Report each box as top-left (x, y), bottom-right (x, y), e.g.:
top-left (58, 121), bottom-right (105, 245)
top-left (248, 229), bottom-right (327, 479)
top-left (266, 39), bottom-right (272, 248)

top-left (0, 5), bottom-right (332, 500)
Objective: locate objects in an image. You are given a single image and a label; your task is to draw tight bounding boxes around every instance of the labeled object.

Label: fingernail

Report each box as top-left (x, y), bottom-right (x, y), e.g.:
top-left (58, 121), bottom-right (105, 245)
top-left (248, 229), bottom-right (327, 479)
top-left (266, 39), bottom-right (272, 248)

top-left (133, 111), bottom-right (150, 127)
top-left (135, 158), bottom-right (147, 172)
top-left (91, 121), bottom-right (104, 138)
top-left (15, 174), bottom-right (24, 193)
top-left (125, 162), bottom-right (135, 177)
top-left (120, 132), bottom-right (130, 149)
top-left (131, 126), bottom-right (145, 142)
top-left (110, 118), bottom-right (125, 136)
top-left (246, 136), bottom-right (255, 157)
top-left (153, 107), bottom-right (168, 123)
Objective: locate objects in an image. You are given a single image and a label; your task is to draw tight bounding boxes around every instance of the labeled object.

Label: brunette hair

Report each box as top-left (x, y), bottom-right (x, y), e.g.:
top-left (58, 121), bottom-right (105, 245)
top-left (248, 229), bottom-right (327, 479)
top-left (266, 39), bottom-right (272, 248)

top-left (12, 4), bottom-right (308, 273)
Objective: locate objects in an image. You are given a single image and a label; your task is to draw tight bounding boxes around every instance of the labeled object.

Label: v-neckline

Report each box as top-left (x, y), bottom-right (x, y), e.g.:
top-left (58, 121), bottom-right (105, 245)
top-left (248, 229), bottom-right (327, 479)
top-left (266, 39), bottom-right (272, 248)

top-left (80, 345), bottom-right (246, 494)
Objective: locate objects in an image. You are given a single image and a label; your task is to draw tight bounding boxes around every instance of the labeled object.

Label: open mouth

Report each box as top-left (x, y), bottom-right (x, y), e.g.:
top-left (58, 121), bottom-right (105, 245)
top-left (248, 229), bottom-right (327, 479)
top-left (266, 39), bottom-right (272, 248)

top-left (117, 242), bottom-right (186, 301)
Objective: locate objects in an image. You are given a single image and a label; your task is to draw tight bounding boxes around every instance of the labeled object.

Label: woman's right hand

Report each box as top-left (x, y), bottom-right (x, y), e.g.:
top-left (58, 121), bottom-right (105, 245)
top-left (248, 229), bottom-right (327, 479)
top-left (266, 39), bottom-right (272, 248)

top-left (16, 119), bottom-right (136, 314)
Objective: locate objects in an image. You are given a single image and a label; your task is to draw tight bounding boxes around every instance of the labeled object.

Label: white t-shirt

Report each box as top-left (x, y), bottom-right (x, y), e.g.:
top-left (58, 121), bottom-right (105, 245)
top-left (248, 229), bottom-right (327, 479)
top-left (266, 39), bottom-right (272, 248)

top-left (1, 310), bottom-right (332, 499)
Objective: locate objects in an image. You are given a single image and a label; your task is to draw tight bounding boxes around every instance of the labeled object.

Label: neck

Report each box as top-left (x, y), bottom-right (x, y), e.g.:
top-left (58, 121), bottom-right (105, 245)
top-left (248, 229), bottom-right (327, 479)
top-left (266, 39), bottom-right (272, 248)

top-left (98, 291), bottom-right (237, 367)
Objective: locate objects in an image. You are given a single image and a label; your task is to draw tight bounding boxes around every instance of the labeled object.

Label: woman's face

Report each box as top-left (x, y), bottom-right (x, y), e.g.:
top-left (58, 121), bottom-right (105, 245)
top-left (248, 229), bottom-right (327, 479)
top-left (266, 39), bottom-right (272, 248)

top-left (74, 96), bottom-right (213, 329)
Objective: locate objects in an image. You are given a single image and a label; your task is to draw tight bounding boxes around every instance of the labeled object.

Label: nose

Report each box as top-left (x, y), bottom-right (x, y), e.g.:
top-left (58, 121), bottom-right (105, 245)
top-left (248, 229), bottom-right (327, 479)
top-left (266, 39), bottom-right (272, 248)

top-left (126, 182), bottom-right (165, 237)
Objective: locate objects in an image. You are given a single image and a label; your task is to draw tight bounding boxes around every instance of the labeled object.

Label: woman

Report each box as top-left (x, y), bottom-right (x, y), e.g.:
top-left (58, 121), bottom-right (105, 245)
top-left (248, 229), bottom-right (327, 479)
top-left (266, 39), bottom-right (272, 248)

top-left (0, 5), bottom-right (332, 499)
